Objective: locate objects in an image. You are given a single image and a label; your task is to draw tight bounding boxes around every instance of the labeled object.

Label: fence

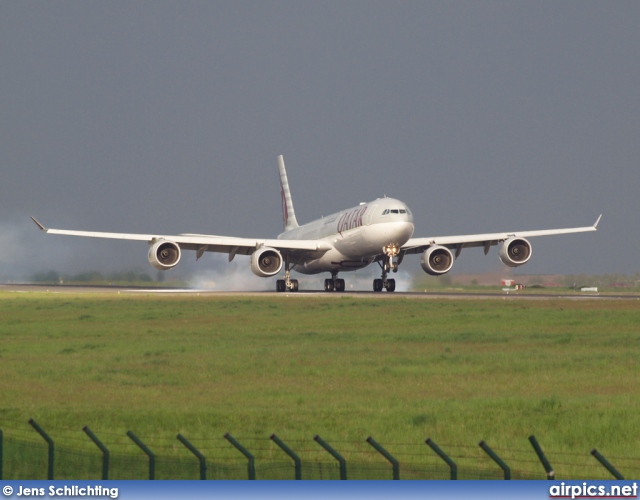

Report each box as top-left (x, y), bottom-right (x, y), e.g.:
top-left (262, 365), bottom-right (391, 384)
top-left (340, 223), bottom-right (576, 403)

top-left (0, 420), bottom-right (637, 480)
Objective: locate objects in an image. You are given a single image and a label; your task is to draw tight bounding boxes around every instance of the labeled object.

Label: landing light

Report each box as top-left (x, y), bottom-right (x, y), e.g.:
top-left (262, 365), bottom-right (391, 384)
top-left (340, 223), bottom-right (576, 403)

top-left (383, 243), bottom-right (400, 256)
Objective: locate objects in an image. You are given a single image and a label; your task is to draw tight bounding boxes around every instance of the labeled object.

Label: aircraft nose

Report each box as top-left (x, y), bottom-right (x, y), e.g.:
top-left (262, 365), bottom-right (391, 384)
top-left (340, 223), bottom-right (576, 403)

top-left (403, 205), bottom-right (414, 223)
top-left (402, 221), bottom-right (415, 241)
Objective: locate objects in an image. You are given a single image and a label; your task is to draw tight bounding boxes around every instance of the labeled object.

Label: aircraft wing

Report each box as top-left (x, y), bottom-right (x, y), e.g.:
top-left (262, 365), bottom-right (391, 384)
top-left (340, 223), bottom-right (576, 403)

top-left (401, 215), bottom-right (602, 256)
top-left (30, 218), bottom-right (331, 259)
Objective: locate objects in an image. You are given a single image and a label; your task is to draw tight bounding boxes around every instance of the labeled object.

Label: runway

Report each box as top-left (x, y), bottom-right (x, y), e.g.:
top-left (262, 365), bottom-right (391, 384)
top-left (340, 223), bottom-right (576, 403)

top-left (2, 283), bottom-right (639, 300)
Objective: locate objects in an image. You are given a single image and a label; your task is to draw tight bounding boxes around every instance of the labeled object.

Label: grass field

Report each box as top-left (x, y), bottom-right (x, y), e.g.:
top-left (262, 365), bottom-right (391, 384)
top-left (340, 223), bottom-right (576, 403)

top-left (1, 291), bottom-right (639, 478)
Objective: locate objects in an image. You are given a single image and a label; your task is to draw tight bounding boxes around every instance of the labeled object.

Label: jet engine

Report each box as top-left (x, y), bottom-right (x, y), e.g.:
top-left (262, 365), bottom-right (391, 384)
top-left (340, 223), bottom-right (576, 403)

top-left (250, 247), bottom-right (283, 277)
top-left (148, 239), bottom-right (181, 270)
top-left (499, 237), bottom-right (532, 267)
top-left (420, 245), bottom-right (454, 276)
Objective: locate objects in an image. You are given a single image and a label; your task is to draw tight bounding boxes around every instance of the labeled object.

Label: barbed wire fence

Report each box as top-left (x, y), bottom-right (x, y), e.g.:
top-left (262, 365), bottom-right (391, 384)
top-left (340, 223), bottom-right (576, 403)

top-left (1, 418), bottom-right (638, 480)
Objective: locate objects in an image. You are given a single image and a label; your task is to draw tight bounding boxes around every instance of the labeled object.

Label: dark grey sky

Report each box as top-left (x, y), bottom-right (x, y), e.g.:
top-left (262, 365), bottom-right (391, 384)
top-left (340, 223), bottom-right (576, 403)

top-left (1, 1), bottom-right (638, 284)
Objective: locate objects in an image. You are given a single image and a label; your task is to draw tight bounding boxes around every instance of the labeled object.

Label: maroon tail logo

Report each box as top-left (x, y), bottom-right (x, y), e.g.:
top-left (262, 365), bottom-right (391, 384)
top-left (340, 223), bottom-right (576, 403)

top-left (280, 180), bottom-right (288, 225)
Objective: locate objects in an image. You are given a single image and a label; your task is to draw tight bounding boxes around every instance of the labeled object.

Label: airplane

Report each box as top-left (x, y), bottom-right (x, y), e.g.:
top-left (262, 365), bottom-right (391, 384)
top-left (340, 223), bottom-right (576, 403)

top-left (31, 155), bottom-right (601, 293)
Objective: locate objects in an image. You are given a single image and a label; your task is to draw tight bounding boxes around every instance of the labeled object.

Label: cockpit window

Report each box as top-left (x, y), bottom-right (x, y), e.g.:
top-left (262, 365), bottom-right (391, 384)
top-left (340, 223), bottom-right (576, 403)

top-left (383, 208), bottom-right (409, 215)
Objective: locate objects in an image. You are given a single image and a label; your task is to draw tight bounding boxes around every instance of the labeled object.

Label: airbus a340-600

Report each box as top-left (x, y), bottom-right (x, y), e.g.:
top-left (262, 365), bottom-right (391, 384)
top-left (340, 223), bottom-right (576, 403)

top-left (32, 156), bottom-right (601, 292)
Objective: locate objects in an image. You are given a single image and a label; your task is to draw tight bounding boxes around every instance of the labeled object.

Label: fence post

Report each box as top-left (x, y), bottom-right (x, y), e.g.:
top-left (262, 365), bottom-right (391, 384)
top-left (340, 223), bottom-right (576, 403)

top-left (479, 440), bottom-right (510, 480)
top-left (528, 435), bottom-right (554, 480)
top-left (366, 436), bottom-right (399, 480)
top-left (28, 419), bottom-right (54, 480)
top-left (224, 433), bottom-right (255, 480)
top-left (591, 449), bottom-right (624, 479)
top-left (270, 434), bottom-right (301, 480)
top-left (127, 431), bottom-right (155, 480)
top-left (177, 434), bottom-right (207, 480)
top-left (425, 437), bottom-right (457, 480)
top-left (314, 435), bottom-right (346, 480)
top-left (83, 426), bottom-right (109, 480)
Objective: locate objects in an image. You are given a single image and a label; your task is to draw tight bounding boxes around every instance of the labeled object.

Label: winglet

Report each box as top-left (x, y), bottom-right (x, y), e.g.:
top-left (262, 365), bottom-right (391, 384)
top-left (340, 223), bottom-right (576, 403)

top-left (593, 214), bottom-right (602, 229)
top-left (31, 217), bottom-right (47, 231)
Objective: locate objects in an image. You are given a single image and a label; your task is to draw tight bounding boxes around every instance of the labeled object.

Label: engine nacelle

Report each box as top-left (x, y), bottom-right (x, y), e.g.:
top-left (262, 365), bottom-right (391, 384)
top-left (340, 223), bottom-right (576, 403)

top-left (499, 237), bottom-right (532, 267)
top-left (420, 245), bottom-right (454, 276)
top-left (148, 239), bottom-right (181, 270)
top-left (250, 247), bottom-right (283, 277)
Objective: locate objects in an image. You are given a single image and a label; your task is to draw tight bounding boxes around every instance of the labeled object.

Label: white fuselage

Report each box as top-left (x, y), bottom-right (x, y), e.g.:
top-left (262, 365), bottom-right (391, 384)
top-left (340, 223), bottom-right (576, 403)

top-left (277, 197), bottom-right (414, 274)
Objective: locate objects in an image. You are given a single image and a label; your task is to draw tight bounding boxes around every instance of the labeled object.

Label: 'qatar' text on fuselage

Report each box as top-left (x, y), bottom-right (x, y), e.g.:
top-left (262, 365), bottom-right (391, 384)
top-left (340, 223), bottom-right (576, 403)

top-left (337, 206), bottom-right (368, 233)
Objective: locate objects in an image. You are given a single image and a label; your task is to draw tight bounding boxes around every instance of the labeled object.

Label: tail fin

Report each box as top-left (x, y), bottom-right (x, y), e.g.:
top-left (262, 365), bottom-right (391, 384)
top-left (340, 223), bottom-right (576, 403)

top-left (278, 155), bottom-right (299, 231)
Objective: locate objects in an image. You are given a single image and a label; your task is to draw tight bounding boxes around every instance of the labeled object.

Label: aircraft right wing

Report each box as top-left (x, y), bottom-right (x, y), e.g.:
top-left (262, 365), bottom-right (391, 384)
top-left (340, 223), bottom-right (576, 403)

top-left (30, 217), bottom-right (331, 266)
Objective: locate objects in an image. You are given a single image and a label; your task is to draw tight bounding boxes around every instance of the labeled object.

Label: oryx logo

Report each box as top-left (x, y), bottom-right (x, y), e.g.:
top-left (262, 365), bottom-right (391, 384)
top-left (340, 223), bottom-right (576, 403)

top-left (280, 179), bottom-right (289, 225)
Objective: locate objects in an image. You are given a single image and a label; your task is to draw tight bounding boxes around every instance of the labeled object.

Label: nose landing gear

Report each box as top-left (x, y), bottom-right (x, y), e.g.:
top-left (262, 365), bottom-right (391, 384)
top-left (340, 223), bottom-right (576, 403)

top-left (373, 273), bottom-right (396, 293)
top-left (373, 244), bottom-right (400, 292)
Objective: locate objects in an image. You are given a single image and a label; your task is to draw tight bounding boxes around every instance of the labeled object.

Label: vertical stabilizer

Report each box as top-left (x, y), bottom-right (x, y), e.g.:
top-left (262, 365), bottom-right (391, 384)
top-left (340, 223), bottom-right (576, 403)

top-left (278, 155), bottom-right (299, 231)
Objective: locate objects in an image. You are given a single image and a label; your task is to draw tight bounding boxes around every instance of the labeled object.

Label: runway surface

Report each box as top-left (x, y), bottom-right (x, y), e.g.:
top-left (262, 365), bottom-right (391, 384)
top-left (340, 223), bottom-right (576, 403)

top-left (2, 283), bottom-right (639, 300)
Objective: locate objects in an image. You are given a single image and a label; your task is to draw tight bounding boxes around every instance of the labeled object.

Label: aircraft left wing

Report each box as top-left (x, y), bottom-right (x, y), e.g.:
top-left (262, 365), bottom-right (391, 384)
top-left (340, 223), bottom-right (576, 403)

top-left (30, 217), bottom-right (331, 260)
top-left (401, 215), bottom-right (602, 256)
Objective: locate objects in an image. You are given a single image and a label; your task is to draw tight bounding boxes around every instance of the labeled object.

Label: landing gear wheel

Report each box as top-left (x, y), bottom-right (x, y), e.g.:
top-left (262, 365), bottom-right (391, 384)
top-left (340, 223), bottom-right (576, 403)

top-left (276, 280), bottom-right (286, 292)
top-left (324, 279), bottom-right (335, 292)
top-left (373, 279), bottom-right (383, 292)
top-left (290, 279), bottom-right (299, 292)
top-left (385, 279), bottom-right (396, 292)
top-left (335, 279), bottom-right (345, 292)
top-left (392, 263), bottom-right (398, 273)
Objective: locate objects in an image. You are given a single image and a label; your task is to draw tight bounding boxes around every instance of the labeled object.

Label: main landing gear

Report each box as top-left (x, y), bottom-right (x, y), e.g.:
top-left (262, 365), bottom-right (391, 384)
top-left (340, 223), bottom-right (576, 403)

top-left (324, 271), bottom-right (345, 292)
top-left (276, 278), bottom-right (298, 292)
top-left (276, 260), bottom-right (298, 292)
top-left (373, 243), bottom-right (400, 292)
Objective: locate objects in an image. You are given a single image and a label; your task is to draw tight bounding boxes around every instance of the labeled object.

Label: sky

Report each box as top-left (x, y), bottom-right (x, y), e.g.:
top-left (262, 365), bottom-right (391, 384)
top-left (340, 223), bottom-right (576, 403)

top-left (1, 1), bottom-right (638, 287)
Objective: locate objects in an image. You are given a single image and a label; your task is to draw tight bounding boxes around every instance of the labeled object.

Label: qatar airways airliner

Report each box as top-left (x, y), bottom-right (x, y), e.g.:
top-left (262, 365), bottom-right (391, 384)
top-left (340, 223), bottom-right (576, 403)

top-left (32, 156), bottom-right (601, 292)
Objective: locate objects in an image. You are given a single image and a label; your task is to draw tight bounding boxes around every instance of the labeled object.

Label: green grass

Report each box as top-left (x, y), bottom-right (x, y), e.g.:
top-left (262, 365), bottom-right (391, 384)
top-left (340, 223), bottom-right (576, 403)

top-left (1, 292), bottom-right (639, 478)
